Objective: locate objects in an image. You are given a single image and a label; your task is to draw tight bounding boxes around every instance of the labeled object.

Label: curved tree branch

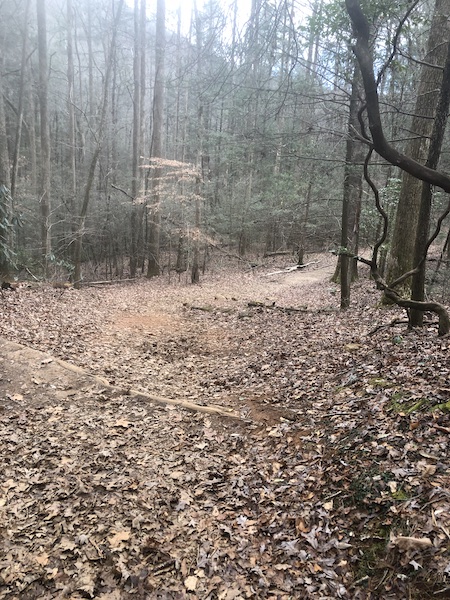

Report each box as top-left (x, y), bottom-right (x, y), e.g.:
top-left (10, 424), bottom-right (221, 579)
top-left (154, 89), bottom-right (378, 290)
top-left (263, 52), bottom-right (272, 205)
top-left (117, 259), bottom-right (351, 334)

top-left (345, 0), bottom-right (450, 193)
top-left (344, 0), bottom-right (450, 335)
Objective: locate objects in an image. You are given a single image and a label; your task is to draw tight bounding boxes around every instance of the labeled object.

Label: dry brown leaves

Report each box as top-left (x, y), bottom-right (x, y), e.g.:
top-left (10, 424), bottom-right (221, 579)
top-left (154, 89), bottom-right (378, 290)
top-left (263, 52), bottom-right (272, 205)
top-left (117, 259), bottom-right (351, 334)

top-left (0, 256), bottom-right (449, 599)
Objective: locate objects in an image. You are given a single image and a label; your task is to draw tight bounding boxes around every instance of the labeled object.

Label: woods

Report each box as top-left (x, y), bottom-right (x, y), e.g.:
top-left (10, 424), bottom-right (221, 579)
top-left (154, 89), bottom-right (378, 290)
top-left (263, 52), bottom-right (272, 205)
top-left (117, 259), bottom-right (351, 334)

top-left (0, 0), bottom-right (447, 316)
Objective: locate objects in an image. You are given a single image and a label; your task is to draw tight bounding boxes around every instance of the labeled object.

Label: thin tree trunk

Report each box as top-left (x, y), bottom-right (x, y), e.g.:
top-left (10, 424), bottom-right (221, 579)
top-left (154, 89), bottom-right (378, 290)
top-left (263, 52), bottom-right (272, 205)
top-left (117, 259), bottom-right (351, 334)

top-left (147, 0), bottom-right (165, 278)
top-left (0, 48), bottom-right (12, 278)
top-left (191, 177), bottom-right (201, 283)
top-left (11, 0), bottom-right (31, 199)
top-left (37, 0), bottom-right (52, 277)
top-left (66, 0), bottom-right (77, 268)
top-left (336, 63), bottom-right (363, 307)
top-left (130, 0), bottom-right (142, 278)
top-left (410, 38), bottom-right (450, 326)
top-left (0, 53), bottom-right (11, 190)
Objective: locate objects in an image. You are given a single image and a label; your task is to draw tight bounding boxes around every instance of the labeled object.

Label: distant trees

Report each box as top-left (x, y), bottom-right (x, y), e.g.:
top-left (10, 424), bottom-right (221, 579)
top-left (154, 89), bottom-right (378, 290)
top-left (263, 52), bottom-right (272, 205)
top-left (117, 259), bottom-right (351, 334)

top-left (73, 0), bottom-right (124, 287)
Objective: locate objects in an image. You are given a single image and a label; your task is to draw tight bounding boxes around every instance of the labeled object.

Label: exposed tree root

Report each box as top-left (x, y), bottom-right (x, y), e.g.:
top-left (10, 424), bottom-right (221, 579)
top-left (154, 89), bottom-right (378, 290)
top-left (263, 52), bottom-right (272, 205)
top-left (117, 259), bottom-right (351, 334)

top-left (0, 337), bottom-right (240, 418)
top-left (53, 359), bottom-right (241, 417)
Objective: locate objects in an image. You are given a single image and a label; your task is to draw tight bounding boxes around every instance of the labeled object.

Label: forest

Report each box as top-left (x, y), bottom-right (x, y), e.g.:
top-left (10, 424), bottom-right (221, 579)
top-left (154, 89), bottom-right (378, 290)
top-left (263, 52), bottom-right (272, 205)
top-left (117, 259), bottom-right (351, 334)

top-left (0, 0), bottom-right (448, 297)
top-left (0, 0), bottom-right (450, 598)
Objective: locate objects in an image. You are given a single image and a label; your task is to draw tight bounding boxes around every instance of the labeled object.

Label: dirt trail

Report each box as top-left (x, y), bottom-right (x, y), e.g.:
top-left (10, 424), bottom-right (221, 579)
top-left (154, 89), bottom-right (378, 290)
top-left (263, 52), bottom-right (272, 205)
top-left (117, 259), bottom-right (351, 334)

top-left (0, 258), bottom-right (337, 423)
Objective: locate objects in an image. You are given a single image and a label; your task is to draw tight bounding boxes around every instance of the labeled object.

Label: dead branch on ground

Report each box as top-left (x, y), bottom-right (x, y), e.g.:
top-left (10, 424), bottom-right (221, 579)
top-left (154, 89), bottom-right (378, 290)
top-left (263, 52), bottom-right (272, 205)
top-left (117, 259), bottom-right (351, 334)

top-left (264, 261), bottom-right (319, 276)
top-left (247, 301), bottom-right (308, 313)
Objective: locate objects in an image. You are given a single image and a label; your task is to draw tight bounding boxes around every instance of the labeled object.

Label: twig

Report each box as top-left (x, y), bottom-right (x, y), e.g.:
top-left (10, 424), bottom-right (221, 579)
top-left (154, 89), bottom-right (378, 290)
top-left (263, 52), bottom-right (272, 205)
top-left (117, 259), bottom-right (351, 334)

top-left (368, 318), bottom-right (410, 335)
top-left (247, 301), bottom-right (308, 313)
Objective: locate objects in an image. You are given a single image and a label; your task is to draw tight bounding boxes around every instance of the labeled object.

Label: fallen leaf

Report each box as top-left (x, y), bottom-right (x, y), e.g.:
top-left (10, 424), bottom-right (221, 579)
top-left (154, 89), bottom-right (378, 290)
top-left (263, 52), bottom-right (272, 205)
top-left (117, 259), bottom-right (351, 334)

top-left (108, 530), bottom-right (131, 548)
top-left (34, 552), bottom-right (49, 566)
top-left (113, 419), bottom-right (131, 428)
top-left (184, 575), bottom-right (198, 591)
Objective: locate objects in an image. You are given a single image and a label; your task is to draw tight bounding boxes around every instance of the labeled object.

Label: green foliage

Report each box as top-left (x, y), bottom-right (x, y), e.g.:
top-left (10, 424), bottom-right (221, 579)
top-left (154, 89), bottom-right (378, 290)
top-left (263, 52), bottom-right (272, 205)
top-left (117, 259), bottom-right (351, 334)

top-left (47, 254), bottom-right (75, 276)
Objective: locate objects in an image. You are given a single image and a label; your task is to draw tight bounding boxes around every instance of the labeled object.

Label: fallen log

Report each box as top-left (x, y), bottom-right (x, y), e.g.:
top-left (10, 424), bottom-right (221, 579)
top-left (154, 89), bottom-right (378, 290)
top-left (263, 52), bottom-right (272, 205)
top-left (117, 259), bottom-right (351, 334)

top-left (264, 260), bottom-right (319, 276)
top-left (183, 303), bottom-right (235, 314)
top-left (184, 304), bottom-right (215, 312)
top-left (85, 278), bottom-right (137, 286)
top-left (247, 301), bottom-right (308, 313)
top-left (263, 251), bottom-right (292, 258)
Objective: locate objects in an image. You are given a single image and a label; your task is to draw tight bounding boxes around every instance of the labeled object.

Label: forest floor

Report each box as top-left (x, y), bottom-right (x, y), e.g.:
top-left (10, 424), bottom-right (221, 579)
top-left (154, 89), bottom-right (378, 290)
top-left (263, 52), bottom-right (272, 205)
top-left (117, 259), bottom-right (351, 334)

top-left (0, 254), bottom-right (449, 600)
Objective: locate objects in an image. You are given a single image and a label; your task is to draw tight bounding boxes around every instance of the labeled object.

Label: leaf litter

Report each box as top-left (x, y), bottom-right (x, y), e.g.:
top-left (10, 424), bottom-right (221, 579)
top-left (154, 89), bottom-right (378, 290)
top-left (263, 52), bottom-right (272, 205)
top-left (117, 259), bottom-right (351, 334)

top-left (0, 255), bottom-right (449, 599)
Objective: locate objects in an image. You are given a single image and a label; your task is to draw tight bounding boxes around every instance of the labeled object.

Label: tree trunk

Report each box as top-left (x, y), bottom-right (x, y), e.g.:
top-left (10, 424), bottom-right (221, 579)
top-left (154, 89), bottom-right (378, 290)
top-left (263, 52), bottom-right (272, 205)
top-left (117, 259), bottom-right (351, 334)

top-left (147, 0), bottom-right (165, 278)
top-left (36, 0), bottom-right (52, 277)
top-left (386, 0), bottom-right (450, 290)
top-left (0, 54), bottom-right (11, 191)
top-left (11, 0), bottom-right (30, 200)
top-left (338, 63), bottom-right (363, 308)
top-left (410, 38), bottom-right (450, 326)
top-left (66, 0), bottom-right (77, 270)
top-left (0, 50), bottom-right (12, 278)
top-left (191, 177), bottom-right (201, 284)
top-left (73, 0), bottom-right (124, 287)
top-left (130, 0), bottom-right (143, 278)
top-left (345, 0), bottom-right (450, 335)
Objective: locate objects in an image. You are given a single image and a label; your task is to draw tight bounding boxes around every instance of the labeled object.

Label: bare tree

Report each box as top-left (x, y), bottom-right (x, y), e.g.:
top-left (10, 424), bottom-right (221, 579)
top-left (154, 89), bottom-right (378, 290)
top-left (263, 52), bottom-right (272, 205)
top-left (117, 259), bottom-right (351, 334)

top-left (344, 0), bottom-right (450, 335)
top-left (0, 48), bottom-right (13, 278)
top-left (130, 0), bottom-right (146, 278)
top-left (386, 0), bottom-right (450, 289)
top-left (36, 0), bottom-right (51, 276)
top-left (73, 0), bottom-right (124, 287)
top-left (11, 0), bottom-right (31, 199)
top-left (0, 52), bottom-right (11, 192)
top-left (66, 0), bottom-right (77, 268)
top-left (147, 0), bottom-right (166, 278)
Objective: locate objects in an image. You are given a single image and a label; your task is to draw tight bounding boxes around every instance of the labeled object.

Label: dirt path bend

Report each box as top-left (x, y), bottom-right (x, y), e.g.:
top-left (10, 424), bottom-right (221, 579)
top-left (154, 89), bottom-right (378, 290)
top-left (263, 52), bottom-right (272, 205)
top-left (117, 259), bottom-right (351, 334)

top-left (0, 257), bottom-right (338, 414)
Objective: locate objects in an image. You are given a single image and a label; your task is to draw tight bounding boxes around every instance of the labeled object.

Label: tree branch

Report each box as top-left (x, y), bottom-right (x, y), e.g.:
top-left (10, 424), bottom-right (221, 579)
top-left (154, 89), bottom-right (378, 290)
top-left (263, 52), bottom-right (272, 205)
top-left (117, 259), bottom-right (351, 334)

top-left (345, 0), bottom-right (450, 193)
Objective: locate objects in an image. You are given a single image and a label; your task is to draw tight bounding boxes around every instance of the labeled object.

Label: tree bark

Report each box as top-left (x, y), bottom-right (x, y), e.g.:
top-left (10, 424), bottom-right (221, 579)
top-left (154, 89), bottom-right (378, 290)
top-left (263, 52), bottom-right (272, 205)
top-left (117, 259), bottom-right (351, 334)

top-left (66, 0), bottom-right (77, 269)
top-left (387, 0), bottom-right (450, 290)
top-left (0, 51), bottom-right (12, 277)
top-left (11, 0), bottom-right (30, 199)
top-left (130, 0), bottom-right (143, 278)
top-left (339, 63), bottom-right (363, 309)
top-left (410, 38), bottom-right (450, 326)
top-left (0, 53), bottom-right (11, 190)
